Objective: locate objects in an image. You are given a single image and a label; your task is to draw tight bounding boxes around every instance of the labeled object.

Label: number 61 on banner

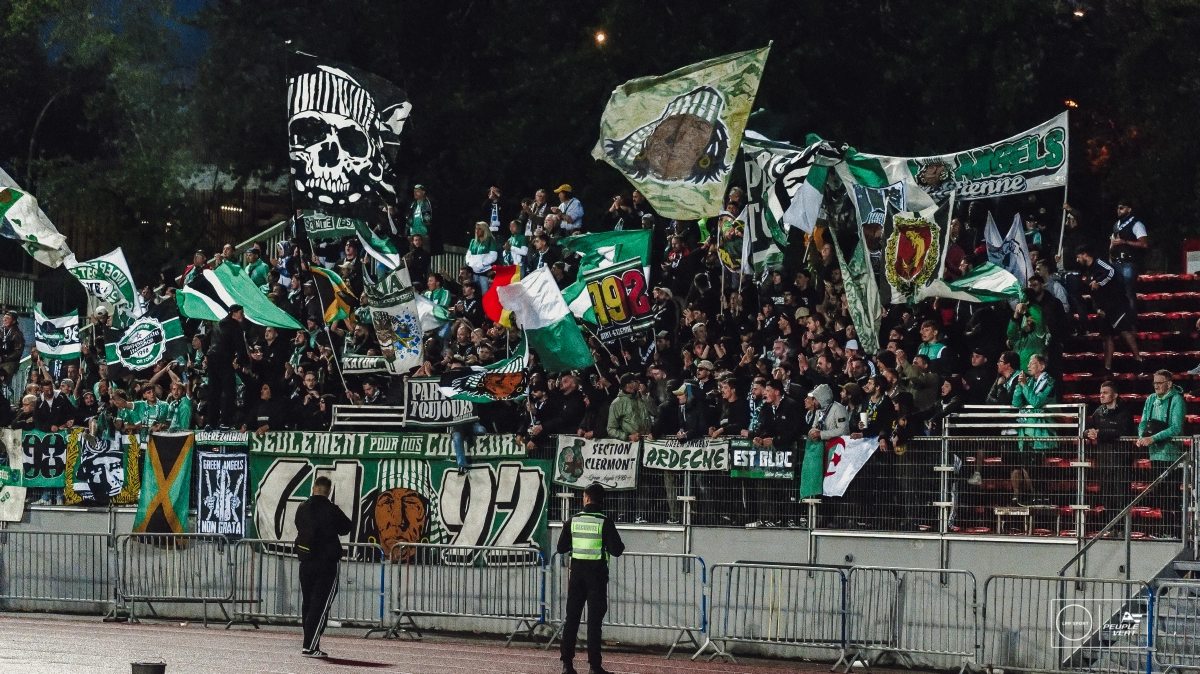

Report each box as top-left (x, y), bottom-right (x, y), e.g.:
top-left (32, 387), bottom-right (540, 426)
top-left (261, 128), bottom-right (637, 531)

top-left (582, 258), bottom-right (655, 343)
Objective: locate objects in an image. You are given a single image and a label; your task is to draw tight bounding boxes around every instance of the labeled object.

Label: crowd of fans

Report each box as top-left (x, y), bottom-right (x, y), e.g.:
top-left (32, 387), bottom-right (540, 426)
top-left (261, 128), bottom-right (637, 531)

top-left (0, 183), bottom-right (1189, 525)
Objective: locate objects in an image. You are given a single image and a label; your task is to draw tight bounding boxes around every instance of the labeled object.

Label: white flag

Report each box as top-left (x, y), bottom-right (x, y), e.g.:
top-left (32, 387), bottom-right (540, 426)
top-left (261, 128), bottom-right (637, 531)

top-left (0, 168), bottom-right (71, 268)
top-left (33, 307), bottom-right (80, 360)
top-left (822, 435), bottom-right (879, 497)
top-left (65, 248), bottom-right (145, 326)
top-left (984, 212), bottom-right (1033, 290)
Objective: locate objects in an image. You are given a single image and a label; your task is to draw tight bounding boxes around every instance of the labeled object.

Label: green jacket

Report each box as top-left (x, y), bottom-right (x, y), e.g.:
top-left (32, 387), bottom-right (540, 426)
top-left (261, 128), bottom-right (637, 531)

top-left (1139, 385), bottom-right (1186, 462)
top-left (897, 362), bottom-right (940, 412)
top-left (607, 391), bottom-right (654, 441)
top-left (1013, 372), bottom-right (1057, 451)
top-left (1007, 320), bottom-right (1049, 370)
top-left (245, 258), bottom-right (270, 287)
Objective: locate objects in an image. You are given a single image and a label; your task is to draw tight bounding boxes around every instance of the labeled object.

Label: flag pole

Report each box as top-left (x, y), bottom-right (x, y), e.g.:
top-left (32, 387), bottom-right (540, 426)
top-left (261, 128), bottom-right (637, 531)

top-left (1057, 182), bottom-right (1069, 263)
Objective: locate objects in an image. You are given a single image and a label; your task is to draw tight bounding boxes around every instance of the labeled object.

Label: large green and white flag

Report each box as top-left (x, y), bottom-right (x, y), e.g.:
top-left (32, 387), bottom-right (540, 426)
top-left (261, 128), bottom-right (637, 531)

top-left (559, 230), bottom-right (653, 323)
top-left (593, 46), bottom-right (770, 220)
top-left (178, 263), bottom-right (302, 330)
top-left (438, 340), bottom-right (530, 403)
top-left (65, 248), bottom-right (143, 326)
top-left (0, 168), bottom-right (71, 268)
top-left (496, 267), bottom-right (594, 373)
top-left (830, 234), bottom-right (883, 354)
top-left (924, 261), bottom-right (1023, 303)
top-left (364, 267), bottom-right (424, 374)
top-left (33, 308), bottom-right (80, 360)
top-left (865, 112), bottom-right (1068, 203)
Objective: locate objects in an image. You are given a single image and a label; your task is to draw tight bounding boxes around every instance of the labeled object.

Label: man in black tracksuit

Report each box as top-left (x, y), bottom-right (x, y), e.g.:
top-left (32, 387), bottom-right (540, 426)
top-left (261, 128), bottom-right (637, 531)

top-left (294, 475), bottom-right (352, 658)
top-left (205, 304), bottom-right (247, 429)
top-left (557, 483), bottom-right (625, 674)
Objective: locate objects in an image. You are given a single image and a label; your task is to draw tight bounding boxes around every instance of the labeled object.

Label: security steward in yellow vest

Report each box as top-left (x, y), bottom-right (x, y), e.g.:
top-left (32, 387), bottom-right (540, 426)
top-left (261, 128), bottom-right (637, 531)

top-left (557, 483), bottom-right (625, 674)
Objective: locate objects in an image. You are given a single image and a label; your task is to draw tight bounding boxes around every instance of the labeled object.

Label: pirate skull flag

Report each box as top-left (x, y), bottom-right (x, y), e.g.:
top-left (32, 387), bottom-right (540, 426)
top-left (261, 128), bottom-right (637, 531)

top-left (593, 46), bottom-right (770, 220)
top-left (287, 53), bottom-right (412, 220)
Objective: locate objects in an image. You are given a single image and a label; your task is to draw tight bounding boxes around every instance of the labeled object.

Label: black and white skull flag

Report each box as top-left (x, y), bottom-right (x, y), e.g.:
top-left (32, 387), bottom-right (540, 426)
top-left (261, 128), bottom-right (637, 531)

top-left (287, 53), bottom-right (412, 221)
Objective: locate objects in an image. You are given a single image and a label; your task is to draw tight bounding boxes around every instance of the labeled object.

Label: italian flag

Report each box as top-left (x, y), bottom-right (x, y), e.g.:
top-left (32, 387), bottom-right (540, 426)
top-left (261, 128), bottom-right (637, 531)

top-left (495, 267), bottom-right (595, 373)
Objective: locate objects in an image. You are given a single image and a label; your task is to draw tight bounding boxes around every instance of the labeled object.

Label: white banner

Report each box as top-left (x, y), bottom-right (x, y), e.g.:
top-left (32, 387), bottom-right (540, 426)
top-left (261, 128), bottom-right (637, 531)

top-left (554, 437), bottom-right (638, 491)
top-left (65, 248), bottom-right (145, 326)
top-left (34, 308), bottom-right (80, 360)
top-left (365, 267), bottom-right (424, 374)
top-left (0, 430), bottom-right (27, 522)
top-left (642, 437), bottom-right (730, 471)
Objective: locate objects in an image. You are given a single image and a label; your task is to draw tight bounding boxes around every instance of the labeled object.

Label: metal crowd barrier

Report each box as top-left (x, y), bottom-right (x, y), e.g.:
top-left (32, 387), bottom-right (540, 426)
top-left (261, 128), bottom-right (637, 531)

top-left (842, 566), bottom-right (978, 673)
top-left (368, 542), bottom-right (545, 643)
top-left (228, 539), bottom-right (387, 630)
top-left (545, 551), bottom-right (707, 659)
top-left (0, 531), bottom-right (116, 612)
top-left (1154, 580), bottom-right (1200, 674)
top-left (696, 563), bottom-right (848, 664)
top-left (982, 575), bottom-right (1152, 674)
top-left (116, 533), bottom-right (235, 625)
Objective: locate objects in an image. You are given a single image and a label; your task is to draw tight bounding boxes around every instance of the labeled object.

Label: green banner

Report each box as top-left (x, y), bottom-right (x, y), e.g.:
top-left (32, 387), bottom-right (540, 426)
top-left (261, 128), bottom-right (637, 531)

top-left (249, 431), bottom-right (524, 459)
top-left (728, 437), bottom-right (794, 479)
top-left (20, 430), bottom-right (68, 488)
top-left (250, 455), bottom-right (550, 554)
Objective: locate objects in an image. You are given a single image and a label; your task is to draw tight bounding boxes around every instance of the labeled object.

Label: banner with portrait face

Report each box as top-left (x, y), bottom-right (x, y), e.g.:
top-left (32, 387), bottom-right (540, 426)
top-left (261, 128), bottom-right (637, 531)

top-left (64, 431), bottom-right (141, 506)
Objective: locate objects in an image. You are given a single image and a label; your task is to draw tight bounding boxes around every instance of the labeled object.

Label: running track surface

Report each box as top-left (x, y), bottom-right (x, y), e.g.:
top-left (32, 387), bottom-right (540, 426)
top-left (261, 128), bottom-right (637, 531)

top-left (0, 613), bottom-right (930, 674)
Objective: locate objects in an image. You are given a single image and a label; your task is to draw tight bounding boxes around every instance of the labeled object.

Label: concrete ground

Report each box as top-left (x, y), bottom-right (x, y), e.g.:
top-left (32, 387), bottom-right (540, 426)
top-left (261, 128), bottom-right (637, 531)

top-left (0, 612), bottom-right (926, 674)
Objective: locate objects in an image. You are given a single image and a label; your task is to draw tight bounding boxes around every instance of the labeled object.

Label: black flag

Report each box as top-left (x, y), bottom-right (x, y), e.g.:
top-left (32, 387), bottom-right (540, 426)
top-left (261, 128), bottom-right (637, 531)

top-left (287, 53), bottom-right (411, 221)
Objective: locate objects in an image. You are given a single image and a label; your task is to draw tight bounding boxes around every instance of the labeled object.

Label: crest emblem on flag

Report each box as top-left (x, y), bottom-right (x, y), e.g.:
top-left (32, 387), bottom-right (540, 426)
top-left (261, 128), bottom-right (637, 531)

top-left (885, 213), bottom-right (940, 292)
top-left (603, 86), bottom-right (731, 185)
top-left (114, 317), bottom-right (168, 369)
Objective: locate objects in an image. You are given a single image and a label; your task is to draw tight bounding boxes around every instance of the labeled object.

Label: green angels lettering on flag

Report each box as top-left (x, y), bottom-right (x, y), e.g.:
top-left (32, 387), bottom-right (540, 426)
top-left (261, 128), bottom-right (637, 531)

top-left (438, 340), bottom-right (530, 403)
top-left (593, 45), bottom-right (770, 220)
top-left (33, 307), bottom-right (80, 360)
top-left (0, 167), bottom-right (71, 268)
top-left (133, 432), bottom-right (195, 534)
top-left (364, 267), bottom-right (424, 374)
top-left (65, 248), bottom-right (144, 327)
top-left (924, 261), bottom-right (1024, 304)
top-left (558, 230), bottom-right (652, 323)
top-left (104, 315), bottom-right (186, 377)
top-left (495, 267), bottom-right (594, 373)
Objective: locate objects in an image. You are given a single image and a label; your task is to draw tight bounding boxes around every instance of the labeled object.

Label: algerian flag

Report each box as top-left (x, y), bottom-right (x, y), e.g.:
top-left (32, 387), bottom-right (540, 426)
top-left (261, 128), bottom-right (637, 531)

top-left (438, 340), bottom-right (530, 403)
top-left (65, 248), bottom-right (144, 327)
top-left (559, 231), bottom-right (653, 323)
top-left (182, 263), bottom-right (302, 330)
top-left (496, 267), bottom-right (595, 373)
top-left (821, 435), bottom-right (879, 497)
top-left (33, 307), bottom-right (80, 360)
top-left (0, 168), bottom-right (71, 268)
top-left (413, 292), bottom-right (451, 332)
top-left (593, 46), bottom-right (770, 220)
top-left (364, 267), bottom-right (423, 374)
top-left (924, 262), bottom-right (1024, 303)
top-left (985, 212), bottom-right (1033, 289)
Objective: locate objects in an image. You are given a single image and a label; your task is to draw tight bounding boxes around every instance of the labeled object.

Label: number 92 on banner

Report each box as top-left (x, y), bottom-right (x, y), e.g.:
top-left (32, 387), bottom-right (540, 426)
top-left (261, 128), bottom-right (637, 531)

top-left (583, 258), bottom-right (654, 343)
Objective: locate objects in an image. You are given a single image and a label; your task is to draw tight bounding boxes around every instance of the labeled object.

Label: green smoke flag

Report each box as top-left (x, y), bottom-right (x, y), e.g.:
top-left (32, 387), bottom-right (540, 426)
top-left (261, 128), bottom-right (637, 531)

top-left (924, 262), bottom-right (1023, 304)
top-left (33, 308), bottom-right (80, 360)
top-left (133, 432), bottom-right (195, 534)
top-left (438, 340), bottom-right (530, 403)
top-left (593, 46), bottom-right (770, 220)
top-left (0, 168), bottom-right (71, 268)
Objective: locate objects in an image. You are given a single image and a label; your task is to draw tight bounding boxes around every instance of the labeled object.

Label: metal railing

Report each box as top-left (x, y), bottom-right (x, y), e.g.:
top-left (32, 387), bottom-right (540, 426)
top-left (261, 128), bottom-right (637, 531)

top-left (1154, 580), bottom-right (1200, 674)
top-left (0, 531), bottom-right (116, 610)
top-left (545, 551), bottom-right (707, 659)
top-left (842, 566), bottom-right (978, 673)
top-left (330, 404), bottom-right (407, 431)
top-left (228, 539), bottom-right (388, 629)
top-left (0, 270), bottom-right (35, 311)
top-left (116, 533), bottom-right (235, 625)
top-left (369, 542), bottom-right (545, 643)
top-left (982, 575), bottom-right (1152, 674)
top-left (696, 563), bottom-right (848, 664)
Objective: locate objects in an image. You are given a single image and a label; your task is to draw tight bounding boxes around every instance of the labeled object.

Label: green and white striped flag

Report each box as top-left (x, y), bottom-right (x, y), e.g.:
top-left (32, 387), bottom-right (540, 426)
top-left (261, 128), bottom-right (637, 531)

top-left (65, 248), bottom-right (144, 327)
top-left (33, 308), bottom-right (80, 360)
top-left (176, 286), bottom-right (227, 321)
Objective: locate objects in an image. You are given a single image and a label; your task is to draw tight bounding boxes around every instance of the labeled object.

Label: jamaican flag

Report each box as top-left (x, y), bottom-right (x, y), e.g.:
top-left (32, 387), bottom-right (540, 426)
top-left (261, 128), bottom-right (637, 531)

top-left (310, 266), bottom-right (358, 324)
top-left (133, 432), bottom-right (195, 534)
